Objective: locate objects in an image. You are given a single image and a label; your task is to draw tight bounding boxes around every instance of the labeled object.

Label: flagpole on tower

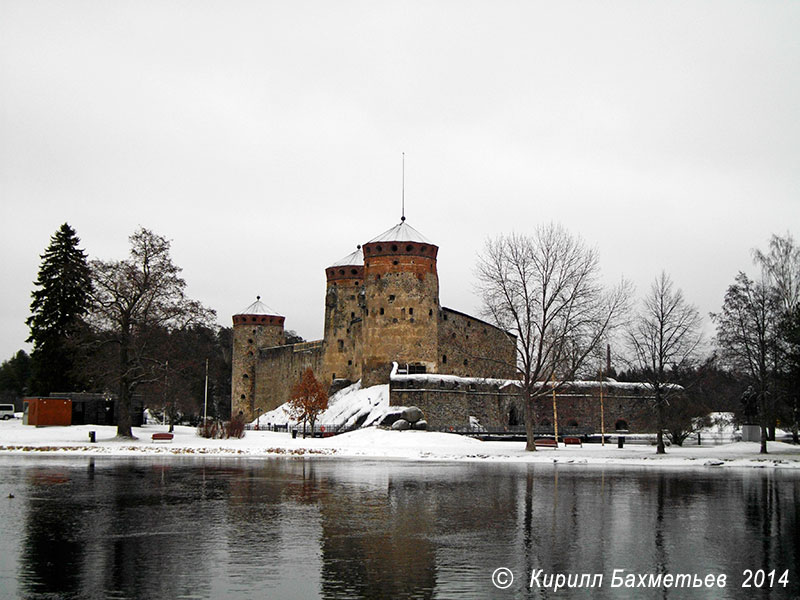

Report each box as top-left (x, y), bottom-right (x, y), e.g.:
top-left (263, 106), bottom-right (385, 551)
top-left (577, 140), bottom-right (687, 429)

top-left (401, 152), bottom-right (405, 222)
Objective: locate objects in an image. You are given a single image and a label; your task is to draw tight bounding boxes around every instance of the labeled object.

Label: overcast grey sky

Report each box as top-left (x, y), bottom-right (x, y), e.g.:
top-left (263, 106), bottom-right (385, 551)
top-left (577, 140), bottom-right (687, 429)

top-left (1, 1), bottom-right (798, 363)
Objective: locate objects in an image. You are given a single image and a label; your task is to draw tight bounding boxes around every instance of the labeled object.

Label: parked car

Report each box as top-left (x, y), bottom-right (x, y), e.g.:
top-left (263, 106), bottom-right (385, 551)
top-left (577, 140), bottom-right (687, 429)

top-left (0, 404), bottom-right (16, 420)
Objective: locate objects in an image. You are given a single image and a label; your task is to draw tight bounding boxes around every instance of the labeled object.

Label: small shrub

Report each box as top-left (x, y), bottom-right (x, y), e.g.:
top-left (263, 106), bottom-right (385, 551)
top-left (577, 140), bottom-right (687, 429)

top-left (197, 419), bottom-right (222, 439)
top-left (225, 415), bottom-right (246, 439)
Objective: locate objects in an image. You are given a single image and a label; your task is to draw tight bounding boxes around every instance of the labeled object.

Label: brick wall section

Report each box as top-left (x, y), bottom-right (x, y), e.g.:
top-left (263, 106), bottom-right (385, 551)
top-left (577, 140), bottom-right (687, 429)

top-left (437, 307), bottom-right (516, 379)
top-left (252, 341), bottom-right (324, 415)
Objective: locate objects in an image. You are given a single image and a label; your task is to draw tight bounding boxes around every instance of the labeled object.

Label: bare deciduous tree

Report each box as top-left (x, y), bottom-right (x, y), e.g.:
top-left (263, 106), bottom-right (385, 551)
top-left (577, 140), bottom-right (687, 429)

top-left (476, 224), bottom-right (629, 451)
top-left (89, 228), bottom-right (216, 438)
top-left (626, 272), bottom-right (703, 454)
top-left (713, 272), bottom-right (780, 454)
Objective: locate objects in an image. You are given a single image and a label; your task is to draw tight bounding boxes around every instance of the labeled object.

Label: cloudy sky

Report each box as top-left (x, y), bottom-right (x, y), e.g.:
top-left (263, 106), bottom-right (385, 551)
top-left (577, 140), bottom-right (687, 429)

top-left (1, 1), bottom-right (798, 363)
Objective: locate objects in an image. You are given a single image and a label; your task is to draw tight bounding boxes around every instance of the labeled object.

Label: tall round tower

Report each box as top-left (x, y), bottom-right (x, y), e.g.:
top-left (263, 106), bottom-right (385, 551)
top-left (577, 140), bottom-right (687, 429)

top-left (361, 219), bottom-right (439, 386)
top-left (231, 297), bottom-right (285, 419)
top-left (322, 246), bottom-right (365, 386)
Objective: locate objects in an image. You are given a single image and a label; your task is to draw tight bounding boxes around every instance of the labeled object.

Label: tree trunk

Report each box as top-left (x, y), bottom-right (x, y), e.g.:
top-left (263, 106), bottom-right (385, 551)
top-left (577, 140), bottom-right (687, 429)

top-left (523, 389), bottom-right (536, 452)
top-left (759, 386), bottom-right (768, 454)
top-left (656, 386), bottom-right (667, 454)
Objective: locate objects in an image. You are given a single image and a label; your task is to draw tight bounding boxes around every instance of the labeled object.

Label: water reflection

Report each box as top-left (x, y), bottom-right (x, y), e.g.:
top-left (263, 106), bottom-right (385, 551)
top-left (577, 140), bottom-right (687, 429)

top-left (0, 457), bottom-right (797, 600)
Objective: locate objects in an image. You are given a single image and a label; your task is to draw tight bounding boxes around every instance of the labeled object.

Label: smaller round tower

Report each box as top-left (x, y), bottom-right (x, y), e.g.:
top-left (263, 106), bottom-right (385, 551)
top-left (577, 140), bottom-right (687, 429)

top-left (231, 297), bottom-right (285, 420)
top-left (322, 247), bottom-right (365, 386)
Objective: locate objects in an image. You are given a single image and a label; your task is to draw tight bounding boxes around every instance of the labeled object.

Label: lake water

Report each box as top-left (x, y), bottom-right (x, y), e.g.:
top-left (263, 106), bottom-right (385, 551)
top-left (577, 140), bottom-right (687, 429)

top-left (0, 456), bottom-right (798, 599)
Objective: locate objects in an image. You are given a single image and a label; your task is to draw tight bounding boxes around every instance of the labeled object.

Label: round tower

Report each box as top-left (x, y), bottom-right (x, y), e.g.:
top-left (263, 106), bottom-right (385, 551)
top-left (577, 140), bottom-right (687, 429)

top-left (322, 247), bottom-right (365, 386)
top-left (231, 297), bottom-right (285, 420)
top-left (361, 219), bottom-right (440, 386)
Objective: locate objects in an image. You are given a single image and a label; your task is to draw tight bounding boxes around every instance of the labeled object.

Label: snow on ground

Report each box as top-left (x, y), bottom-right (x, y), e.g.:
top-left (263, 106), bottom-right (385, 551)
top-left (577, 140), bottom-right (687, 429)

top-left (257, 381), bottom-right (391, 431)
top-left (1, 416), bottom-right (800, 469)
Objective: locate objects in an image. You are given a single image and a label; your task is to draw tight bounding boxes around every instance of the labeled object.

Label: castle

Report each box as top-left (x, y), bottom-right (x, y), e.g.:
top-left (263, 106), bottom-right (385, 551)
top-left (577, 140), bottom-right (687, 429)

top-left (231, 218), bottom-right (517, 421)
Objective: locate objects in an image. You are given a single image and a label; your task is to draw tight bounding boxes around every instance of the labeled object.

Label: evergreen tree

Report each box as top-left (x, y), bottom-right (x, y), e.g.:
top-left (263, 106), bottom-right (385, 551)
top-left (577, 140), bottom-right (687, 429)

top-left (0, 350), bottom-right (31, 399)
top-left (26, 223), bottom-right (92, 395)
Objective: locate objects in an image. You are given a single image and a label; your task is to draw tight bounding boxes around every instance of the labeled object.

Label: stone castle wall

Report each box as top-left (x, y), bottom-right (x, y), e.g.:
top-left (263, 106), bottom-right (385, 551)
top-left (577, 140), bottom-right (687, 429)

top-left (252, 340), bottom-right (324, 415)
top-left (390, 376), bottom-right (654, 433)
top-left (437, 308), bottom-right (516, 380)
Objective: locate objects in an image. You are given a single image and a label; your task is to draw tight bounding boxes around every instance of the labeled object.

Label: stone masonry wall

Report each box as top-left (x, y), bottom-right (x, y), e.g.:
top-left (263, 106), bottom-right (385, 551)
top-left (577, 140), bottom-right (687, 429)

top-left (252, 341), bottom-right (324, 415)
top-left (437, 307), bottom-right (516, 380)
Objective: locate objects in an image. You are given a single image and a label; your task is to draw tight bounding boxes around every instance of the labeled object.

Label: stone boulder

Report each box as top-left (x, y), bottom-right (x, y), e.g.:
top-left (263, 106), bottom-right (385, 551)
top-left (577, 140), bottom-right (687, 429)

top-left (401, 406), bottom-right (423, 424)
top-left (391, 419), bottom-right (410, 431)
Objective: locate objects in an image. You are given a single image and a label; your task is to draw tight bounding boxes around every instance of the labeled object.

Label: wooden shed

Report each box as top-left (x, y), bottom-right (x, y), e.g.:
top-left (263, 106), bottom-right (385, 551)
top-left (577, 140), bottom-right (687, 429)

top-left (23, 398), bottom-right (72, 426)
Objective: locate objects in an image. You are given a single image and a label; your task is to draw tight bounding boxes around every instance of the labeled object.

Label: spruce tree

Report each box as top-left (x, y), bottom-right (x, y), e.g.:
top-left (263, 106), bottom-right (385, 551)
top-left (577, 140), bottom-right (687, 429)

top-left (26, 223), bottom-right (92, 395)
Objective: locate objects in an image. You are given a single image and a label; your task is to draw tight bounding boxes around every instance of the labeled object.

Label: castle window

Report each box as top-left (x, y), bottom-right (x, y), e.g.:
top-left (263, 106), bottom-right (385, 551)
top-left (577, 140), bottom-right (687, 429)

top-left (337, 339), bottom-right (344, 352)
top-left (391, 244), bottom-right (398, 251)
top-left (351, 312), bottom-right (355, 319)
top-left (401, 308), bottom-right (406, 319)
top-left (240, 394), bottom-right (246, 400)
top-left (365, 309), bottom-right (369, 316)
top-left (376, 274), bottom-right (381, 280)
top-left (380, 307), bottom-right (384, 315)
top-left (339, 269), bottom-right (345, 276)
top-left (443, 313), bottom-right (448, 321)
top-left (442, 354), bottom-right (447, 364)
top-left (409, 307), bottom-right (414, 315)
top-left (615, 419), bottom-right (629, 431)
top-left (393, 260), bottom-right (398, 265)
top-left (567, 419), bottom-right (579, 427)
top-left (406, 244), bottom-right (413, 252)
top-left (389, 295), bottom-right (395, 302)
top-left (429, 309), bottom-right (433, 317)
top-left (376, 245), bottom-right (382, 252)
top-left (248, 339), bottom-right (254, 344)
top-left (355, 281), bottom-right (360, 286)
top-left (421, 245), bottom-right (427, 252)
top-left (348, 360), bottom-right (352, 365)
top-left (248, 351), bottom-right (253, 356)
top-left (350, 268), bottom-right (358, 275)
top-left (463, 359), bottom-right (469, 366)
top-left (242, 373), bottom-right (249, 379)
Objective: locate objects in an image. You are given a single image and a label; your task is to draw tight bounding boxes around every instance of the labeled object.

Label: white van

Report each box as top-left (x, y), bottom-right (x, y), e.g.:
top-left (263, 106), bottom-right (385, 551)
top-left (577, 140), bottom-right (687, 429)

top-left (0, 404), bottom-right (15, 419)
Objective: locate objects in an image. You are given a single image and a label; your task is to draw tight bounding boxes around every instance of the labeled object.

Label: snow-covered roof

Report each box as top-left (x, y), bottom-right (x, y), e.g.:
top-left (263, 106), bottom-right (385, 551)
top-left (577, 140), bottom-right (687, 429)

top-left (329, 246), bottom-right (364, 267)
top-left (236, 296), bottom-right (281, 316)
top-left (366, 220), bottom-right (434, 244)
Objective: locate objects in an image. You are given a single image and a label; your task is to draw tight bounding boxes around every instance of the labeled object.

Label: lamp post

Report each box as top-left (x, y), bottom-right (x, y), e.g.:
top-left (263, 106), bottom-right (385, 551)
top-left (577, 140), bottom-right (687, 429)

top-left (600, 368), bottom-right (605, 446)
top-left (256, 407), bottom-right (262, 430)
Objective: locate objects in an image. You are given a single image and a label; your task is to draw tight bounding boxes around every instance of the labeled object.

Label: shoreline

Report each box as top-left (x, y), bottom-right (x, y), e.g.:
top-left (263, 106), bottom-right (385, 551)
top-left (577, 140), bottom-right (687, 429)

top-left (1, 421), bottom-right (799, 469)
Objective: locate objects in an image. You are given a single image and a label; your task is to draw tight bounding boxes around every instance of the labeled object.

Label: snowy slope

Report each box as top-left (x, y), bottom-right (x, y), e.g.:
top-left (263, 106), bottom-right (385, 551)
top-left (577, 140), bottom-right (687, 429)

top-left (257, 381), bottom-right (391, 431)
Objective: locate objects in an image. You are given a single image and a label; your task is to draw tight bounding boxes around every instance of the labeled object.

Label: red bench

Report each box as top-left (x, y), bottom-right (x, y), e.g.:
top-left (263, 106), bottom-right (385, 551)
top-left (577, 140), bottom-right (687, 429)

top-left (151, 432), bottom-right (174, 443)
top-left (534, 438), bottom-right (558, 449)
top-left (563, 437), bottom-right (582, 447)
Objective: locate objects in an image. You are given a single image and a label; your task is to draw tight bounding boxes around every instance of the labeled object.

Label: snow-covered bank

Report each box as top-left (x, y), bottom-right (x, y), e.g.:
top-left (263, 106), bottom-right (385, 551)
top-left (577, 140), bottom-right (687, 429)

top-left (1, 418), bottom-right (799, 469)
top-left (257, 381), bottom-right (391, 431)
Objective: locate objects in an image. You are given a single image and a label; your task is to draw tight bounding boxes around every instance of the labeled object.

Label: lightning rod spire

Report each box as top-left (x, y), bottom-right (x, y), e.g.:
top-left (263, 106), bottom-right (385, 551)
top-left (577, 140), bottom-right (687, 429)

top-left (401, 152), bottom-right (405, 222)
